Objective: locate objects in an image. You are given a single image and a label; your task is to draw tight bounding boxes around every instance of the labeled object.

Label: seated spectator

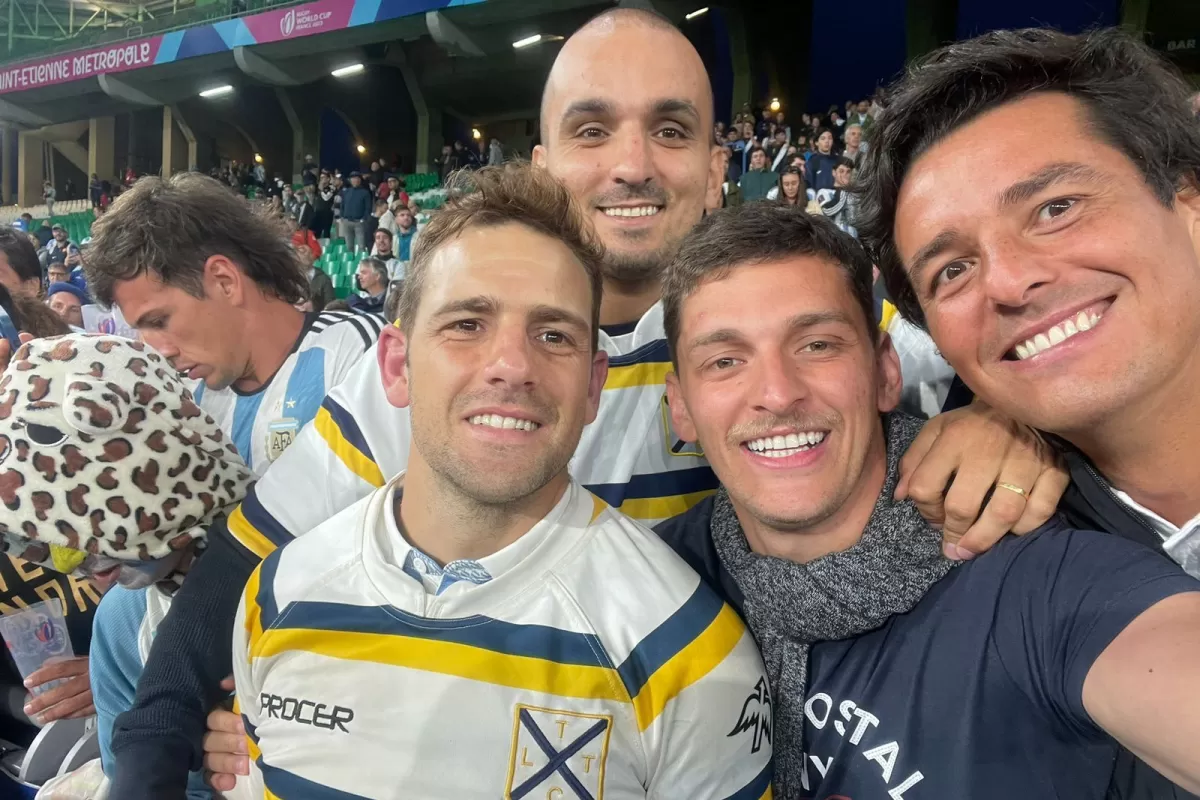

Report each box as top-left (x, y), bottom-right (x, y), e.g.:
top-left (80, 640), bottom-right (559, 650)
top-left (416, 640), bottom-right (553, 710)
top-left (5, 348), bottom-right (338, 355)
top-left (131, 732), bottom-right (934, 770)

top-left (0, 228), bottom-right (45, 298)
top-left (347, 256), bottom-right (389, 314)
top-left (296, 243), bottom-right (334, 313)
top-left (816, 157), bottom-right (858, 236)
top-left (393, 205), bottom-right (419, 265)
top-left (47, 262), bottom-right (70, 285)
top-left (775, 165), bottom-right (808, 207)
top-left (45, 282), bottom-right (87, 328)
top-left (842, 123), bottom-right (865, 166)
top-left (738, 147), bottom-right (776, 202)
top-left (369, 228), bottom-right (402, 278)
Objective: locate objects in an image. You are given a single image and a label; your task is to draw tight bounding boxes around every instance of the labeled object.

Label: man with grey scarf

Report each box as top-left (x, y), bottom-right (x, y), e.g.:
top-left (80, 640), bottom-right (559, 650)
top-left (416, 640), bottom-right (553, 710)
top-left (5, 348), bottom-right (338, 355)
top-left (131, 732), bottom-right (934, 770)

top-left (656, 203), bottom-right (1200, 799)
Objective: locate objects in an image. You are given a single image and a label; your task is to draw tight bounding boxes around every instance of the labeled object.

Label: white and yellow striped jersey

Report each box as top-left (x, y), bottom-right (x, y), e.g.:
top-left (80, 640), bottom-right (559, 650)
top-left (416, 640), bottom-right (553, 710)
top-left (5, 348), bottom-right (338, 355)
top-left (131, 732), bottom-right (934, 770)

top-left (233, 476), bottom-right (773, 799)
top-left (227, 301), bottom-right (717, 560)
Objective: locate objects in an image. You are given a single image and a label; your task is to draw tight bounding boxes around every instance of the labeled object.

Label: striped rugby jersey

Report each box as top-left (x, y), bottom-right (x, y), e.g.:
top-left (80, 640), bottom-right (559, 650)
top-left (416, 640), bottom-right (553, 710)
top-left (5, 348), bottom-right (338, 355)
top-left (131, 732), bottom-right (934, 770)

top-left (233, 476), bottom-right (773, 799)
top-left (877, 299), bottom-right (956, 419)
top-left (192, 310), bottom-right (384, 475)
top-left (226, 302), bottom-right (716, 559)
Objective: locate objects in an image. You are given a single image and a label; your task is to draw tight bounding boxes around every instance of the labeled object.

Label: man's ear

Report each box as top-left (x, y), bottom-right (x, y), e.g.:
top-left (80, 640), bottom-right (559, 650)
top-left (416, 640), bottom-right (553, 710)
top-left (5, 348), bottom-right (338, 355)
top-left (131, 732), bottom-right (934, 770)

top-left (378, 325), bottom-right (413, 409)
top-left (664, 371), bottom-right (699, 443)
top-left (584, 350), bottom-right (609, 426)
top-left (204, 255), bottom-right (243, 306)
top-left (705, 145), bottom-right (725, 210)
top-left (1176, 182), bottom-right (1200, 255)
top-left (532, 144), bottom-right (547, 169)
top-left (875, 331), bottom-right (903, 414)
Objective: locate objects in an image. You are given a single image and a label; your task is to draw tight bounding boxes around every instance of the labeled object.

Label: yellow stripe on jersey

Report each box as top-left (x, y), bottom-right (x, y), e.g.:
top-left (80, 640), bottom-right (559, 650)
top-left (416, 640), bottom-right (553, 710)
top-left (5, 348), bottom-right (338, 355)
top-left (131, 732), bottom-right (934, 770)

top-left (604, 360), bottom-right (673, 390)
top-left (245, 730), bottom-right (262, 763)
top-left (242, 564), bottom-right (266, 662)
top-left (589, 492), bottom-right (607, 523)
top-left (879, 299), bottom-right (898, 332)
top-left (630, 603), bottom-right (745, 731)
top-left (615, 584), bottom-right (747, 732)
top-left (617, 489), bottom-right (715, 524)
top-left (252, 627), bottom-right (630, 703)
top-left (313, 405), bottom-right (385, 488)
top-left (229, 504), bottom-right (277, 561)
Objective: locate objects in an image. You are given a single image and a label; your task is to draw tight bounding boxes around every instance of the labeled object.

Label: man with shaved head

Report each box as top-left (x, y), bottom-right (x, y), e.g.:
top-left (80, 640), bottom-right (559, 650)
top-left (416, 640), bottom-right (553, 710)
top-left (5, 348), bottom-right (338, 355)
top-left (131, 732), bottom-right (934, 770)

top-left (110, 9), bottom-right (1062, 797)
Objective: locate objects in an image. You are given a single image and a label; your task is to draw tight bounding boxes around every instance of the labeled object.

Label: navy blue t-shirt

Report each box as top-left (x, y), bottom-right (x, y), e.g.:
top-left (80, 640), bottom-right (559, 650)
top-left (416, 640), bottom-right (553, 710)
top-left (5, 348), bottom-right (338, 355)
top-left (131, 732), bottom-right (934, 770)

top-left (796, 526), bottom-right (1199, 799)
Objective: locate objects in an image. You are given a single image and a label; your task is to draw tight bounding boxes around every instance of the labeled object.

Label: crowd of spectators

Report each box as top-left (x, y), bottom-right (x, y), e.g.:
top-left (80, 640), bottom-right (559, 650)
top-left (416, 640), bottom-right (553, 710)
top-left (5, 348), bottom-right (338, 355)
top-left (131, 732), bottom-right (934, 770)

top-left (718, 96), bottom-right (879, 237)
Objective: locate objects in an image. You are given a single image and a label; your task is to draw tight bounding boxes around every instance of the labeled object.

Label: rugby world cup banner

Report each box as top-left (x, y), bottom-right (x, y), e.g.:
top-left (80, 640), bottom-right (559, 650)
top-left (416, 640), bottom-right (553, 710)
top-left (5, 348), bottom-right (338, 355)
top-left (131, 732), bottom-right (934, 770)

top-left (0, 0), bottom-right (483, 94)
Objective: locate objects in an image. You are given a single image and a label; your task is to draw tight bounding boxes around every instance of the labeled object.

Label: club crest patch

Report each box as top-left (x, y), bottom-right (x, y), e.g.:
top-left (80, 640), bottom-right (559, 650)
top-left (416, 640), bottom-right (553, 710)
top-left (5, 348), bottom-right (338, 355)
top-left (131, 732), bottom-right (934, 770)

top-left (505, 705), bottom-right (613, 799)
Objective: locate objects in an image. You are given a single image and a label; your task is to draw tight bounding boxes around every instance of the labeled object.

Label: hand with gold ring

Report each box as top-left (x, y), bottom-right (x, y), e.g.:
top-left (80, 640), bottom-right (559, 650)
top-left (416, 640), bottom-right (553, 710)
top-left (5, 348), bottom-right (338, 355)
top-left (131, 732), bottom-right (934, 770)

top-left (896, 399), bottom-right (1069, 560)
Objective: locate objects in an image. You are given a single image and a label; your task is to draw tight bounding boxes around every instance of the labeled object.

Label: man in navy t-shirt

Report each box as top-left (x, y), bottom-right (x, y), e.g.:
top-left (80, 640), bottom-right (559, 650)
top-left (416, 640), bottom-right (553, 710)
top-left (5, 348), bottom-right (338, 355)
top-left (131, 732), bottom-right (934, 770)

top-left (656, 202), bottom-right (1200, 798)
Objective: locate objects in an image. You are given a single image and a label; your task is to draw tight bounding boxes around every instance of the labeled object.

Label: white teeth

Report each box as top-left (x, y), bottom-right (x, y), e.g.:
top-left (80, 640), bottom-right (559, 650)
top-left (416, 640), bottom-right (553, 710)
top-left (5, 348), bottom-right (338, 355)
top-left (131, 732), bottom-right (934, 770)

top-left (746, 431), bottom-right (827, 453)
top-left (468, 414), bottom-right (539, 432)
top-left (602, 206), bottom-right (661, 218)
top-left (1014, 309), bottom-right (1104, 360)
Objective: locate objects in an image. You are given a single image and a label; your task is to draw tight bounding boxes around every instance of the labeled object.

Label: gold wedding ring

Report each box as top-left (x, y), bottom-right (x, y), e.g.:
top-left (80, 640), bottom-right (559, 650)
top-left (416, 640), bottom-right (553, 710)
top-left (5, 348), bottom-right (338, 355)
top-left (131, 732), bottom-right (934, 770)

top-left (996, 482), bottom-right (1028, 498)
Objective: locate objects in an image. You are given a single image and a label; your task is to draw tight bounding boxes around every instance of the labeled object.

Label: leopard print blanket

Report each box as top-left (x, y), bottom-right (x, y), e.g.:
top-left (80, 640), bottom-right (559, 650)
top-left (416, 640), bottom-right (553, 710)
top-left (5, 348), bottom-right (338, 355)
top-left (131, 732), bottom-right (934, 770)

top-left (0, 334), bottom-right (253, 589)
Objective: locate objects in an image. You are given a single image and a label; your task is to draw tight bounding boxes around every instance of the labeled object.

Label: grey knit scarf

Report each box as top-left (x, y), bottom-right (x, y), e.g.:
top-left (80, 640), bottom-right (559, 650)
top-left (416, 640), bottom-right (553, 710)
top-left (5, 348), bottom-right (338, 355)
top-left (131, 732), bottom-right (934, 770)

top-left (710, 412), bottom-right (955, 799)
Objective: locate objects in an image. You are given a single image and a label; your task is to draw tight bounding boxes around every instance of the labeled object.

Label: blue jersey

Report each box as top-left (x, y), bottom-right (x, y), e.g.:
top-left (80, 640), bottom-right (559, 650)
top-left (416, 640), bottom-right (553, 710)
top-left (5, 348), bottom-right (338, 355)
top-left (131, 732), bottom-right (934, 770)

top-left (192, 311), bottom-right (384, 475)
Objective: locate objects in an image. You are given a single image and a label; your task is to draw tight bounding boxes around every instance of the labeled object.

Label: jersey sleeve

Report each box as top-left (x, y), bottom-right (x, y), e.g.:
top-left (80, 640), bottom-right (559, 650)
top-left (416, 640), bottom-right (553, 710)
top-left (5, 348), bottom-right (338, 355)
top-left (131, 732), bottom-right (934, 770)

top-left (629, 586), bottom-right (773, 799)
top-left (226, 347), bottom-right (406, 560)
top-left (992, 528), bottom-right (1200, 737)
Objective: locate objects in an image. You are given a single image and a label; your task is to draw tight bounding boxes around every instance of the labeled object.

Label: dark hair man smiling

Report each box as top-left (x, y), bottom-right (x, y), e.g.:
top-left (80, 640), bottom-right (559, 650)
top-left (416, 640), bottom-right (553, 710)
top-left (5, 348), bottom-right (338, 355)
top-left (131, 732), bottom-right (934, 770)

top-left (858, 26), bottom-right (1200, 799)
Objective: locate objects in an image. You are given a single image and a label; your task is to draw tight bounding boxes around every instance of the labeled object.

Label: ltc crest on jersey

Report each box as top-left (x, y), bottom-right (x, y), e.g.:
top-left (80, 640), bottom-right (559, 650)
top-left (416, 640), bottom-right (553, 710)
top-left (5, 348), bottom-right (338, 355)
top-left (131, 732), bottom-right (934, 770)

top-left (505, 705), bottom-right (613, 799)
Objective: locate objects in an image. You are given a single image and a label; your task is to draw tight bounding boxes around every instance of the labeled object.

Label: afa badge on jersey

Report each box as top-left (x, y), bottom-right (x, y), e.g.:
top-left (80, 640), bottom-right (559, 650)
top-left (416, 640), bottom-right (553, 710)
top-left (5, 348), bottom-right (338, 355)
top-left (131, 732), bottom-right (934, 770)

top-left (267, 417), bottom-right (299, 462)
top-left (505, 705), bottom-right (613, 799)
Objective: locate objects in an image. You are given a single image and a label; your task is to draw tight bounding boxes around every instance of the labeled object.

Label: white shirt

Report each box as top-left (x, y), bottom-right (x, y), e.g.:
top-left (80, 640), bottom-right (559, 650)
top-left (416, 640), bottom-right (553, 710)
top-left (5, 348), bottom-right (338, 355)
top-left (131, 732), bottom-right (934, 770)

top-left (1111, 489), bottom-right (1200, 578)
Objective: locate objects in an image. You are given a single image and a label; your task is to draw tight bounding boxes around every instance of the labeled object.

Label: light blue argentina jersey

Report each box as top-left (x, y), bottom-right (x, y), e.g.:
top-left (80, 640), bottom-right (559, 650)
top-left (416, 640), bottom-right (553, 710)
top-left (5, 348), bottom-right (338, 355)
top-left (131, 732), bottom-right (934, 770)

top-left (192, 311), bottom-right (384, 476)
